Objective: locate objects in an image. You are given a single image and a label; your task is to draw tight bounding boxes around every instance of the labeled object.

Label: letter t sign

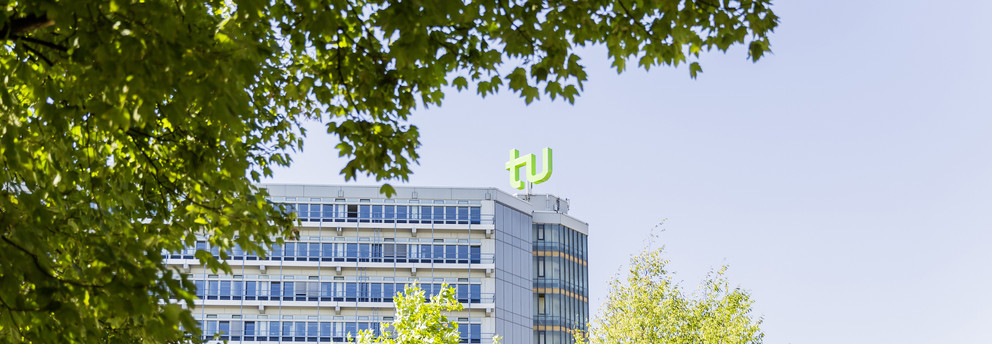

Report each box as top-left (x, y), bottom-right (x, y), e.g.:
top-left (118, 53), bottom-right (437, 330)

top-left (505, 148), bottom-right (553, 190)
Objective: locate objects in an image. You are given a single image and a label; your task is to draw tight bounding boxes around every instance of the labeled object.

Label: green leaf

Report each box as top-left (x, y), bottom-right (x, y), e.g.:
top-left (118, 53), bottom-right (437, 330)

top-left (452, 76), bottom-right (468, 91)
top-left (379, 184), bottom-right (396, 198)
top-left (689, 62), bottom-right (703, 79)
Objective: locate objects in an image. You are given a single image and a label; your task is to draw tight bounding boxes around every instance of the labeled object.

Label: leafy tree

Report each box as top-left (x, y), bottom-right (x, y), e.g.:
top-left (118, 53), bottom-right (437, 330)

top-left (0, 0), bottom-right (777, 343)
top-left (576, 247), bottom-right (763, 344)
top-left (353, 283), bottom-right (501, 344)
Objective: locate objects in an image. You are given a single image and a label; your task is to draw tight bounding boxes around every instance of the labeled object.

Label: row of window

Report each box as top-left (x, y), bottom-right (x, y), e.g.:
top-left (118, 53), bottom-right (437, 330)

top-left (273, 198), bottom-right (480, 205)
top-left (192, 281), bottom-right (486, 304)
top-left (174, 243), bottom-right (488, 264)
top-left (536, 330), bottom-right (576, 344)
top-left (199, 320), bottom-right (483, 343)
top-left (280, 203), bottom-right (484, 225)
top-left (534, 224), bottom-right (588, 261)
top-left (535, 292), bottom-right (588, 330)
top-left (535, 255), bottom-right (589, 296)
top-left (533, 279), bottom-right (586, 296)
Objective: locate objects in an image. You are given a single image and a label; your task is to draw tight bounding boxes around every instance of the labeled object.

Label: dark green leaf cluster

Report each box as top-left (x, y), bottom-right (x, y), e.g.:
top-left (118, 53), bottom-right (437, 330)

top-left (0, 0), bottom-right (775, 342)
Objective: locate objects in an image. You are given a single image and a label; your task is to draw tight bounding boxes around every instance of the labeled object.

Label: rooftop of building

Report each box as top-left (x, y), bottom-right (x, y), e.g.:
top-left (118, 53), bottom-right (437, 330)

top-left (259, 183), bottom-right (588, 233)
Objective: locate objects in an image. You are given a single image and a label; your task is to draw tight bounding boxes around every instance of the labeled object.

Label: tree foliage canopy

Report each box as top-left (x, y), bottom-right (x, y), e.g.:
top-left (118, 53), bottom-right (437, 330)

top-left (576, 247), bottom-right (764, 344)
top-left (0, 0), bottom-right (776, 342)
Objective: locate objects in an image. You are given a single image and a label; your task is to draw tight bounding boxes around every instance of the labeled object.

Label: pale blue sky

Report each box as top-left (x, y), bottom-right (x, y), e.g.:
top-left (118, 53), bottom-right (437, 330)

top-left (268, 1), bottom-right (992, 342)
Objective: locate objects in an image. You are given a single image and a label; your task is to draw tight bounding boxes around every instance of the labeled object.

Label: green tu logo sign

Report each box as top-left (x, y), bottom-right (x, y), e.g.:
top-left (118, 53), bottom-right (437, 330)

top-left (505, 148), bottom-right (553, 190)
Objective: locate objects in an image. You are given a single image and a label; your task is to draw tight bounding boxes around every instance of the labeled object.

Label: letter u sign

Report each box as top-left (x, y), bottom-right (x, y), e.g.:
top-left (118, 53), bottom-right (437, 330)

top-left (505, 148), bottom-right (553, 190)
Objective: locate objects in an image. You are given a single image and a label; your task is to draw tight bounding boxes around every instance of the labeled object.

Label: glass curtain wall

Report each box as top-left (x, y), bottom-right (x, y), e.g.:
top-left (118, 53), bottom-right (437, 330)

top-left (533, 224), bottom-right (589, 344)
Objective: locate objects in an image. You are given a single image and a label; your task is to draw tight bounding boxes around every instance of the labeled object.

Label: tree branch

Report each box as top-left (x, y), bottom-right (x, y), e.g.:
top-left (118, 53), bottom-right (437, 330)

top-left (12, 35), bottom-right (68, 51)
top-left (1, 14), bottom-right (55, 39)
top-left (18, 42), bottom-right (54, 66)
top-left (0, 235), bottom-right (106, 289)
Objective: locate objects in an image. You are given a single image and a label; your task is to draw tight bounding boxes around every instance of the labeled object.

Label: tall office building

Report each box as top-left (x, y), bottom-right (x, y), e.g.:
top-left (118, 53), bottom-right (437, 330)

top-left (168, 185), bottom-right (588, 344)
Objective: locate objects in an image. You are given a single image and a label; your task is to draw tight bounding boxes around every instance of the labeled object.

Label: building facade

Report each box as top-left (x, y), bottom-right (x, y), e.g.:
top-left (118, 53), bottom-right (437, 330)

top-left (167, 185), bottom-right (588, 344)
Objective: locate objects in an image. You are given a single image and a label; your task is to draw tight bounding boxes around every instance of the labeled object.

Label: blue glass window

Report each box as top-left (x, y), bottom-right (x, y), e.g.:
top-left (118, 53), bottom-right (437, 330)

top-left (445, 206), bottom-right (456, 223)
top-left (359, 205), bottom-right (370, 222)
top-left (371, 283), bottom-right (382, 302)
top-left (470, 324), bottom-right (481, 342)
top-left (284, 243), bottom-right (296, 259)
top-left (359, 244), bottom-right (370, 262)
top-left (457, 207), bottom-right (469, 224)
top-left (309, 204), bottom-right (321, 218)
top-left (359, 282), bottom-right (370, 302)
top-left (270, 282), bottom-right (281, 298)
top-left (371, 244), bottom-right (382, 261)
top-left (207, 281), bottom-right (219, 299)
top-left (204, 321), bottom-right (218, 337)
top-left (396, 206), bottom-right (408, 223)
top-left (322, 204), bottom-right (335, 220)
top-left (282, 322), bottom-right (293, 340)
top-left (345, 323), bottom-right (357, 337)
top-left (322, 243), bottom-right (334, 260)
top-left (457, 284), bottom-right (468, 303)
top-left (245, 281), bottom-right (256, 299)
top-left (445, 245), bottom-right (457, 261)
top-left (233, 281), bottom-right (243, 300)
top-left (244, 321), bottom-right (256, 338)
top-left (308, 243), bottom-right (320, 260)
top-left (372, 205), bottom-right (382, 222)
top-left (470, 284), bottom-right (480, 303)
top-left (295, 321), bottom-right (306, 337)
top-left (433, 206), bottom-right (445, 222)
top-left (433, 245), bottom-right (444, 263)
top-left (296, 243), bottom-right (307, 260)
top-left (420, 245), bottom-right (431, 260)
top-left (320, 322), bottom-right (331, 338)
top-left (296, 203), bottom-right (308, 218)
top-left (346, 244), bottom-right (358, 261)
top-left (470, 246), bottom-right (481, 264)
top-left (345, 282), bottom-right (357, 301)
top-left (470, 207), bottom-right (481, 224)
top-left (307, 322), bottom-right (317, 339)
top-left (384, 206), bottom-right (395, 221)
top-left (271, 244), bottom-right (282, 259)
top-left (283, 282), bottom-right (294, 299)
top-left (457, 245), bottom-right (469, 263)
top-left (421, 206), bottom-right (432, 222)
top-left (218, 321), bottom-right (230, 337)
top-left (218, 281), bottom-right (230, 299)
top-left (321, 282), bottom-right (333, 300)
top-left (268, 321), bottom-right (280, 338)
top-left (383, 283), bottom-right (395, 302)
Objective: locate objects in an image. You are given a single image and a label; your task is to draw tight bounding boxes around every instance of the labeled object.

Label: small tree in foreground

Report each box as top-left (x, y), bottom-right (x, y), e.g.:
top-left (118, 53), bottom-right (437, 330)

top-left (577, 247), bottom-right (763, 344)
top-left (353, 283), bottom-right (501, 344)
